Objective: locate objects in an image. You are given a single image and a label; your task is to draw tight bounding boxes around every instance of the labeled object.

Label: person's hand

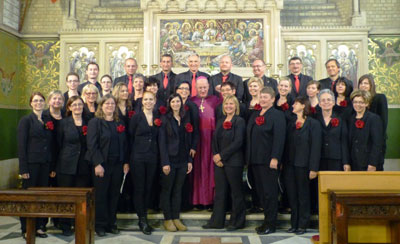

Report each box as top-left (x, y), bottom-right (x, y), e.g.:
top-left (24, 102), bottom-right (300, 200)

top-left (213, 154), bottom-right (222, 164)
top-left (187, 163), bottom-right (193, 174)
top-left (123, 164), bottom-right (129, 174)
top-left (163, 165), bottom-right (171, 175)
top-left (49, 171), bottom-right (56, 178)
top-left (309, 171), bottom-right (318, 180)
top-left (215, 85), bottom-right (221, 93)
top-left (216, 161), bottom-right (224, 168)
top-left (95, 164), bottom-right (105, 177)
top-left (190, 149), bottom-right (196, 158)
top-left (367, 165), bottom-right (376, 171)
top-left (21, 173), bottom-right (30, 179)
top-left (343, 164), bottom-right (351, 171)
top-left (269, 158), bottom-right (278, 169)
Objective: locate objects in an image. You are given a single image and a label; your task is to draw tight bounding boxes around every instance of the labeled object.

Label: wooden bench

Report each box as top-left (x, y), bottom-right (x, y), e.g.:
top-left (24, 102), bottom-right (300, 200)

top-left (0, 187), bottom-right (94, 244)
top-left (330, 192), bottom-right (400, 244)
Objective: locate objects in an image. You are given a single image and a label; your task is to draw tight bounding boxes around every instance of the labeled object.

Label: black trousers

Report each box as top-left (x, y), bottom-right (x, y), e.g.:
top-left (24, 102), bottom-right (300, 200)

top-left (319, 159), bottom-right (343, 171)
top-left (284, 165), bottom-right (310, 229)
top-left (132, 160), bottom-right (157, 217)
top-left (251, 164), bottom-right (279, 229)
top-left (92, 160), bottom-right (123, 231)
top-left (20, 163), bottom-right (49, 233)
top-left (247, 165), bottom-right (261, 208)
top-left (160, 166), bottom-right (187, 220)
top-left (209, 165), bottom-right (245, 228)
top-left (57, 173), bottom-right (90, 231)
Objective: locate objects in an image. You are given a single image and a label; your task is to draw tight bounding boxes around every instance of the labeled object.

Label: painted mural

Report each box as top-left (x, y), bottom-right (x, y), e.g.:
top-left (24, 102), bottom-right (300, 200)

top-left (0, 31), bottom-right (19, 106)
top-left (286, 42), bottom-right (318, 78)
top-left (328, 42), bottom-right (360, 87)
top-left (369, 36), bottom-right (400, 104)
top-left (160, 19), bottom-right (264, 68)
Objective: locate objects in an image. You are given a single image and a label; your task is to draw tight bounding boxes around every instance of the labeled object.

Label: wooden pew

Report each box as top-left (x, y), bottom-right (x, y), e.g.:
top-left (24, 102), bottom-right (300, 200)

top-left (0, 187), bottom-right (94, 244)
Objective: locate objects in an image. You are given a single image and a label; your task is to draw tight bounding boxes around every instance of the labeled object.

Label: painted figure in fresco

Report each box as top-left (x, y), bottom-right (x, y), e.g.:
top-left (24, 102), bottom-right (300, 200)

top-left (229, 34), bottom-right (247, 66)
top-left (203, 20), bottom-right (218, 42)
top-left (331, 46), bottom-right (358, 85)
top-left (254, 22), bottom-right (263, 39)
top-left (221, 22), bottom-right (234, 41)
top-left (298, 50), bottom-right (315, 78)
top-left (0, 68), bottom-right (15, 96)
top-left (179, 22), bottom-right (193, 41)
top-left (235, 22), bottom-right (249, 40)
top-left (248, 29), bottom-right (264, 63)
top-left (70, 47), bottom-right (97, 81)
top-left (371, 39), bottom-right (400, 66)
top-left (25, 42), bottom-right (56, 69)
top-left (192, 22), bottom-right (205, 44)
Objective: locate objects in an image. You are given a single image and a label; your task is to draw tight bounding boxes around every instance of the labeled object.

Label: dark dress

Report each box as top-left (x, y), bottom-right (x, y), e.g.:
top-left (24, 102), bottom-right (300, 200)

top-left (369, 93), bottom-right (388, 170)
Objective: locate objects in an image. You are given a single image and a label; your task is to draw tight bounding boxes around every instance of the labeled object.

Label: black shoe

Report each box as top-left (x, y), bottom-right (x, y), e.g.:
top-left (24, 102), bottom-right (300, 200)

top-left (249, 207), bottom-right (263, 213)
top-left (226, 225), bottom-right (242, 231)
top-left (106, 227), bottom-right (120, 234)
top-left (96, 229), bottom-right (106, 237)
top-left (36, 230), bottom-right (48, 238)
top-left (202, 223), bottom-right (223, 229)
top-left (255, 223), bottom-right (267, 232)
top-left (138, 217), bottom-right (152, 235)
top-left (257, 227), bottom-right (276, 235)
top-left (287, 227), bottom-right (297, 233)
top-left (296, 228), bottom-right (306, 235)
top-left (62, 229), bottom-right (74, 236)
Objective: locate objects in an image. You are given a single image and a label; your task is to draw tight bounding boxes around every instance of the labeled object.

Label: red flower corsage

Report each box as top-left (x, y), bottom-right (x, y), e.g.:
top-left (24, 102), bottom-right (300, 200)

top-left (128, 110), bottom-right (135, 118)
top-left (310, 106), bottom-right (316, 114)
top-left (223, 121), bottom-right (232, 130)
top-left (185, 123), bottom-right (193, 133)
top-left (82, 125), bottom-right (88, 136)
top-left (158, 106), bottom-right (167, 115)
top-left (339, 100), bottom-right (347, 107)
top-left (184, 105), bottom-right (189, 111)
top-left (255, 116), bottom-right (265, 126)
top-left (254, 104), bottom-right (261, 111)
top-left (330, 118), bottom-right (339, 127)
top-left (355, 119), bottom-right (365, 129)
top-left (281, 103), bottom-right (289, 111)
top-left (296, 121), bottom-right (303, 130)
top-left (154, 118), bottom-right (162, 127)
top-left (116, 124), bottom-right (125, 133)
top-left (45, 121), bottom-right (54, 131)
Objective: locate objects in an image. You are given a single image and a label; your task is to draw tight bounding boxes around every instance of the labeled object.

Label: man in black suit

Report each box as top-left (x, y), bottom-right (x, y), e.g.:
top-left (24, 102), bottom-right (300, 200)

top-left (288, 57), bottom-right (313, 98)
top-left (150, 54), bottom-right (176, 102)
top-left (175, 53), bottom-right (210, 97)
top-left (113, 58), bottom-right (138, 95)
top-left (209, 55), bottom-right (244, 102)
top-left (77, 62), bottom-right (102, 94)
top-left (243, 59), bottom-right (278, 102)
top-left (318, 58), bottom-right (353, 95)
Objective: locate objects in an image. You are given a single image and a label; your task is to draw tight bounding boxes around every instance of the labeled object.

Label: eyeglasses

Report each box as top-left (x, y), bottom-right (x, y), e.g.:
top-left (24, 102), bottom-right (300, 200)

top-left (68, 80), bottom-right (79, 83)
top-left (32, 99), bottom-right (44, 103)
top-left (252, 65), bottom-right (264, 68)
top-left (353, 101), bottom-right (366, 105)
top-left (177, 87), bottom-right (190, 91)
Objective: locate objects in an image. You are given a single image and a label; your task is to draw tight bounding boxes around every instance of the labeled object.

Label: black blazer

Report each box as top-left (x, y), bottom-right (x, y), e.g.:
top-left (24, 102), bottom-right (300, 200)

top-left (62, 91), bottom-right (81, 112)
top-left (83, 103), bottom-right (97, 122)
top-left (333, 97), bottom-right (353, 123)
top-left (57, 116), bottom-right (89, 175)
top-left (215, 103), bottom-right (246, 122)
top-left (113, 74), bottom-right (131, 87)
top-left (348, 111), bottom-right (383, 170)
top-left (185, 100), bottom-right (200, 151)
top-left (246, 107), bottom-right (286, 165)
top-left (319, 76), bottom-right (353, 96)
top-left (210, 72), bottom-right (244, 102)
top-left (129, 110), bottom-right (168, 164)
top-left (369, 93), bottom-right (388, 136)
top-left (213, 115), bottom-right (245, 167)
top-left (243, 75), bottom-right (278, 102)
top-left (286, 116), bottom-right (321, 171)
top-left (316, 113), bottom-right (349, 164)
top-left (150, 71), bottom-right (177, 102)
top-left (77, 81), bottom-right (102, 94)
top-left (85, 118), bottom-right (128, 166)
top-left (17, 113), bottom-right (55, 174)
top-left (274, 94), bottom-right (295, 121)
top-left (175, 70), bottom-right (211, 94)
top-left (288, 73), bottom-right (312, 98)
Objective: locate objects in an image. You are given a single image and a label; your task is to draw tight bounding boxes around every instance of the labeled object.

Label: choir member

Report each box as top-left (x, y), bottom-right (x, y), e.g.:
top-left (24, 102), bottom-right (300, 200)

top-left (244, 59), bottom-right (278, 102)
top-left (18, 92), bottom-right (55, 239)
top-left (63, 72), bottom-right (80, 111)
top-left (317, 89), bottom-right (350, 171)
top-left (86, 94), bottom-right (129, 237)
top-left (333, 77), bottom-right (353, 122)
top-left (349, 90), bottom-right (383, 171)
top-left (77, 62), bottom-right (101, 94)
top-left (358, 74), bottom-right (388, 170)
top-left (306, 80), bottom-right (321, 117)
top-left (131, 73), bottom-right (145, 111)
top-left (160, 94), bottom-right (194, 232)
top-left (275, 77), bottom-right (294, 114)
top-left (215, 82), bottom-right (246, 121)
top-left (288, 57), bottom-right (313, 98)
top-left (129, 91), bottom-right (168, 235)
top-left (99, 74), bottom-right (113, 97)
top-left (247, 87), bottom-right (286, 235)
top-left (113, 58), bottom-right (138, 89)
top-left (203, 95), bottom-right (246, 230)
top-left (145, 77), bottom-right (167, 111)
top-left (244, 77), bottom-right (264, 121)
top-left (318, 58), bottom-right (353, 94)
top-left (56, 96), bottom-right (90, 236)
top-left (81, 84), bottom-right (99, 121)
top-left (112, 82), bottom-right (134, 128)
top-left (150, 54), bottom-right (176, 103)
top-left (284, 96), bottom-right (321, 235)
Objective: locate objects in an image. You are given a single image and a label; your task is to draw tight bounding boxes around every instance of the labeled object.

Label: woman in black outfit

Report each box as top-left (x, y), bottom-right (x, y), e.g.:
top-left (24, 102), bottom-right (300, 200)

top-left (160, 94), bottom-right (193, 232)
top-left (113, 82), bottom-right (135, 128)
top-left (284, 96), bottom-right (321, 235)
top-left (349, 90), bottom-right (383, 171)
top-left (131, 73), bottom-right (145, 112)
top-left (17, 92), bottom-right (55, 239)
top-left (306, 80), bottom-right (321, 117)
top-left (317, 89), bottom-right (350, 171)
top-left (56, 96), bottom-right (91, 236)
top-left (275, 77), bottom-right (294, 114)
top-left (129, 91), bottom-right (168, 235)
top-left (63, 72), bottom-right (80, 111)
top-left (358, 74), bottom-right (388, 170)
top-left (203, 95), bottom-right (246, 230)
top-left (82, 84), bottom-right (99, 121)
top-left (333, 78), bottom-right (353, 123)
top-left (86, 94), bottom-right (129, 237)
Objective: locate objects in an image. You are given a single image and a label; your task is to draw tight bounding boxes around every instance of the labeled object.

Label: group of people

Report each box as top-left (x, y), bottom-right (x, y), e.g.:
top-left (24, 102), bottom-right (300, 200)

top-left (17, 52), bottom-right (387, 239)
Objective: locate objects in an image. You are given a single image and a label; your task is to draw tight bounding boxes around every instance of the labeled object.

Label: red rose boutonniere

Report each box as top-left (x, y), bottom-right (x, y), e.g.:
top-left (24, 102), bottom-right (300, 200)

top-left (339, 100), bottom-right (347, 107)
top-left (296, 121), bottom-right (303, 130)
top-left (355, 119), bottom-right (365, 129)
top-left (281, 103), bottom-right (289, 111)
top-left (310, 106), bottom-right (316, 114)
top-left (254, 104), bottom-right (261, 111)
top-left (159, 106), bottom-right (167, 115)
top-left (128, 110), bottom-right (135, 118)
top-left (116, 124), bottom-right (125, 133)
top-left (45, 121), bottom-right (54, 131)
top-left (223, 121), bottom-right (232, 130)
top-left (185, 123), bottom-right (193, 133)
top-left (154, 118), bottom-right (162, 127)
top-left (82, 125), bottom-right (88, 136)
top-left (184, 105), bottom-right (189, 111)
top-left (255, 116), bottom-right (265, 126)
top-left (330, 118), bottom-right (339, 127)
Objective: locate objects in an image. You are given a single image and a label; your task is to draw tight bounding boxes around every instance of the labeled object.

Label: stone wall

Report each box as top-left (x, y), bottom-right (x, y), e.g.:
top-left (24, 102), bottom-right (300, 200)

top-left (360, 0), bottom-right (400, 30)
top-left (329, 0), bottom-right (352, 26)
top-left (21, 0), bottom-right (63, 34)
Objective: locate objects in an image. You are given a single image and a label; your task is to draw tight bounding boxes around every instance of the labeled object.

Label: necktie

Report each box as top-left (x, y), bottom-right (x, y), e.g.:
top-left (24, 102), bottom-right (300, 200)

top-left (163, 73), bottom-right (168, 89)
top-left (331, 80), bottom-right (335, 91)
top-left (222, 75), bottom-right (228, 83)
top-left (191, 73), bottom-right (197, 97)
top-left (294, 75), bottom-right (300, 94)
top-left (128, 75), bottom-right (133, 94)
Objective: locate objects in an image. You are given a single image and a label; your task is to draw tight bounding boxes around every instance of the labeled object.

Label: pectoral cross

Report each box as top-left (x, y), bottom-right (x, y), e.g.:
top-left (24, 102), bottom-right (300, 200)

top-left (199, 98), bottom-right (205, 113)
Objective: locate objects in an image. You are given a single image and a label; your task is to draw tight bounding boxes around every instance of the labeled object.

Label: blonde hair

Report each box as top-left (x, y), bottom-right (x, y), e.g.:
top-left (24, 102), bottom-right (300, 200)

top-left (95, 94), bottom-right (119, 121)
top-left (350, 90), bottom-right (371, 105)
top-left (81, 84), bottom-right (100, 104)
top-left (48, 90), bottom-right (65, 107)
top-left (112, 82), bottom-right (132, 111)
top-left (247, 77), bottom-right (264, 89)
top-left (279, 76), bottom-right (292, 88)
top-left (222, 95), bottom-right (240, 116)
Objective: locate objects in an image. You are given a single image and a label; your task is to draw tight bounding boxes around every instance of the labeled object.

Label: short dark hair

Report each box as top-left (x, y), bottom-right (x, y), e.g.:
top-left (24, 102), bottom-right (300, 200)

top-left (294, 96), bottom-right (311, 118)
top-left (289, 56), bottom-right (302, 65)
top-left (86, 62), bottom-right (99, 71)
top-left (145, 76), bottom-right (159, 89)
top-left (100, 74), bottom-right (113, 83)
top-left (66, 72), bottom-right (80, 82)
top-left (335, 77), bottom-right (351, 97)
top-left (306, 80), bottom-right (321, 91)
top-left (65, 95), bottom-right (84, 117)
top-left (221, 81), bottom-right (236, 91)
top-left (252, 59), bottom-right (265, 65)
top-left (358, 74), bottom-right (376, 97)
top-left (29, 91), bottom-right (45, 107)
top-left (325, 59), bottom-right (340, 68)
top-left (175, 81), bottom-right (192, 93)
top-left (161, 54), bottom-right (173, 62)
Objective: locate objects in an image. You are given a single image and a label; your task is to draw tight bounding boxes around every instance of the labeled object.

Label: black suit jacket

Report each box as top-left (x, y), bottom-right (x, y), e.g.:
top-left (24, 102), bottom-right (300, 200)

top-left (150, 71), bottom-right (177, 102)
top-left (212, 115), bottom-right (245, 167)
top-left (243, 75), bottom-right (278, 102)
top-left (369, 93), bottom-right (388, 136)
top-left (286, 116), bottom-right (321, 171)
top-left (319, 76), bottom-right (353, 96)
top-left (17, 113), bottom-right (55, 174)
top-left (288, 73), bottom-right (312, 98)
top-left (333, 97), bottom-right (353, 123)
top-left (185, 100), bottom-right (200, 151)
top-left (246, 107), bottom-right (286, 165)
top-left (77, 81), bottom-right (102, 94)
top-left (215, 103), bottom-right (246, 122)
top-left (57, 116), bottom-right (89, 175)
top-left (85, 118), bottom-right (128, 166)
top-left (274, 94), bottom-right (295, 121)
top-left (348, 111), bottom-right (383, 171)
top-left (210, 72), bottom-right (244, 102)
top-left (175, 70), bottom-right (210, 95)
